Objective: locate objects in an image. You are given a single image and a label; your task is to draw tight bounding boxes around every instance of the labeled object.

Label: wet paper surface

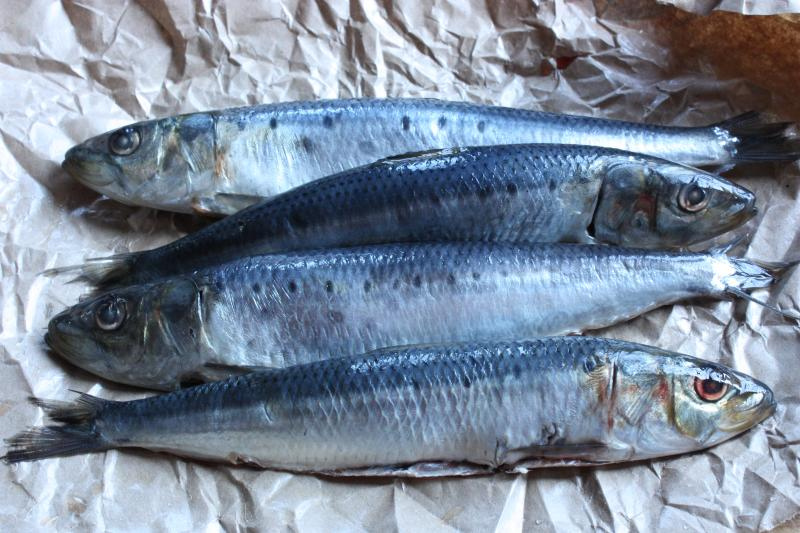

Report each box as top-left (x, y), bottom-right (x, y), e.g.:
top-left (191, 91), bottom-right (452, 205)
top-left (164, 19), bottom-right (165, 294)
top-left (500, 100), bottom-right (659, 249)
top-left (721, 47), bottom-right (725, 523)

top-left (1, 1), bottom-right (799, 531)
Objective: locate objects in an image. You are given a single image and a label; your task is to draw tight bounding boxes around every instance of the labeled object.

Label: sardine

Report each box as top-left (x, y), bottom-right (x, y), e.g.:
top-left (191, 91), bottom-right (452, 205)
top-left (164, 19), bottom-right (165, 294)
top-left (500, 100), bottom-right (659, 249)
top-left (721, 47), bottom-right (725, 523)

top-left (53, 144), bottom-right (756, 290)
top-left (61, 99), bottom-right (799, 215)
top-left (3, 337), bottom-right (776, 475)
top-left (45, 243), bottom-right (794, 390)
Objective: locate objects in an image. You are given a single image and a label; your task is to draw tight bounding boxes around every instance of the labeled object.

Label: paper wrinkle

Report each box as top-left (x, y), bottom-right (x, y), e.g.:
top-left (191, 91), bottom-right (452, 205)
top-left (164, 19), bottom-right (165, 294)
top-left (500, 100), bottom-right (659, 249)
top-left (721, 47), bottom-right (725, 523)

top-left (1, 1), bottom-right (799, 531)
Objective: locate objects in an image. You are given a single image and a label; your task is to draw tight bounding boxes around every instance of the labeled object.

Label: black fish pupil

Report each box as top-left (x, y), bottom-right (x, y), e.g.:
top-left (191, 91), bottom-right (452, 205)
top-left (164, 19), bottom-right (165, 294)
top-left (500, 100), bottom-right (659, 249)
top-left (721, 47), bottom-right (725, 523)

top-left (98, 301), bottom-right (119, 326)
top-left (701, 379), bottom-right (723, 395)
top-left (113, 132), bottom-right (132, 150)
top-left (687, 186), bottom-right (705, 205)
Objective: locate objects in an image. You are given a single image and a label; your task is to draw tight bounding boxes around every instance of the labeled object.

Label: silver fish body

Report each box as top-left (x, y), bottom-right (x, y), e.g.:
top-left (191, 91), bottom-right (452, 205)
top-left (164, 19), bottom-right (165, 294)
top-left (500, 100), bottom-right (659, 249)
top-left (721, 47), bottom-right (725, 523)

top-left (46, 243), bottom-right (782, 390)
top-left (61, 99), bottom-right (798, 214)
top-left (62, 144), bottom-right (756, 290)
top-left (4, 338), bottom-right (776, 475)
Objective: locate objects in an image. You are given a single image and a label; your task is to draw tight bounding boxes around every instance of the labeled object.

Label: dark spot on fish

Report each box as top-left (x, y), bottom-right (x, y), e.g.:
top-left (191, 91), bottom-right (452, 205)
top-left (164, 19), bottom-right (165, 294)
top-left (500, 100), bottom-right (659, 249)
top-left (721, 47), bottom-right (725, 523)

top-left (301, 136), bottom-right (314, 153)
top-left (548, 180), bottom-right (557, 191)
top-left (447, 273), bottom-right (456, 285)
top-left (189, 327), bottom-right (196, 339)
top-left (322, 116), bottom-right (333, 128)
top-left (253, 283), bottom-right (261, 294)
top-left (289, 210), bottom-right (309, 230)
top-left (288, 281), bottom-right (297, 293)
top-left (463, 375), bottom-right (471, 388)
top-left (429, 192), bottom-right (441, 205)
top-left (411, 377), bottom-right (421, 391)
top-left (325, 280), bottom-right (334, 293)
top-left (506, 183), bottom-right (517, 195)
top-left (328, 310), bottom-right (344, 323)
top-left (247, 339), bottom-right (257, 349)
top-left (392, 279), bottom-right (401, 290)
top-left (402, 116), bottom-right (410, 130)
top-left (364, 280), bottom-right (372, 292)
top-left (477, 120), bottom-right (486, 133)
top-left (542, 423), bottom-right (561, 445)
top-left (412, 275), bottom-right (422, 288)
top-left (198, 289), bottom-right (204, 303)
top-left (472, 272), bottom-right (480, 280)
top-left (512, 363), bottom-right (522, 378)
top-left (269, 118), bottom-right (278, 129)
top-left (238, 221), bottom-right (246, 232)
top-left (477, 186), bottom-right (492, 200)
top-left (261, 305), bottom-right (271, 316)
top-left (438, 116), bottom-right (447, 128)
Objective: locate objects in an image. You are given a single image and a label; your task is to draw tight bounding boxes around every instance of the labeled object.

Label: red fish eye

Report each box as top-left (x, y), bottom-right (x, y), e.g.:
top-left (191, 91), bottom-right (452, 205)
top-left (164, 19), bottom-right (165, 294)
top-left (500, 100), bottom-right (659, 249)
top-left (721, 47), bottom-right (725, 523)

top-left (693, 377), bottom-right (728, 402)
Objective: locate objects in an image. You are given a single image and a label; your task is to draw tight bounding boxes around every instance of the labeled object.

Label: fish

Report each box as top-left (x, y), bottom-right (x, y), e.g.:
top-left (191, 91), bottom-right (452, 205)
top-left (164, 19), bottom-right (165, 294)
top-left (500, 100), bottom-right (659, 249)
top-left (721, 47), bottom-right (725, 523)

top-left (61, 99), bottom-right (799, 215)
top-left (51, 144), bottom-right (757, 291)
top-left (44, 242), bottom-right (796, 390)
top-left (3, 337), bottom-right (776, 475)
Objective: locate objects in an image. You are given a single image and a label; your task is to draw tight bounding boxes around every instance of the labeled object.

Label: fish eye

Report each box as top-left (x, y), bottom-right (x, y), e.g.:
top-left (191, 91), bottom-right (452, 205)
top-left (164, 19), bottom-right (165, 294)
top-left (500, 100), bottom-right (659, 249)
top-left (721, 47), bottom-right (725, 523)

top-left (693, 376), bottom-right (728, 402)
top-left (95, 297), bottom-right (127, 331)
top-left (108, 127), bottom-right (141, 156)
top-left (678, 183), bottom-right (709, 212)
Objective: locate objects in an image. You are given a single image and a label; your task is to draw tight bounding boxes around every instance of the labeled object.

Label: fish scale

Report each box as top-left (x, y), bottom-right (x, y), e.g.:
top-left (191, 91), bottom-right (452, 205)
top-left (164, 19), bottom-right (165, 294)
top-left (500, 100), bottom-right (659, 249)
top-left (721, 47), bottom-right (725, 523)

top-left (3, 337), bottom-right (775, 474)
top-left (62, 99), bottom-right (798, 215)
top-left (54, 143), bottom-right (757, 291)
top-left (46, 242), bottom-right (789, 390)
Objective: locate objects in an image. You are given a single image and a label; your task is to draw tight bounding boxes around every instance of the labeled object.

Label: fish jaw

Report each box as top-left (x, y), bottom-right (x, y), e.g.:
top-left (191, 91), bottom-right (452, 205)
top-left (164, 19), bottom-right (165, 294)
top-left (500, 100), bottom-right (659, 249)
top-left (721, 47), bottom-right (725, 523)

top-left (63, 145), bottom-right (124, 188)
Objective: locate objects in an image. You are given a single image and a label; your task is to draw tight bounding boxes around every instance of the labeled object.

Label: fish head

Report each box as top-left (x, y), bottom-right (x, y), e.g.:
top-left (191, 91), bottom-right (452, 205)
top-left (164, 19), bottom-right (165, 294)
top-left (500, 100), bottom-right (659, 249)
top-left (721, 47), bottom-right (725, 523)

top-left (592, 157), bottom-right (756, 248)
top-left (62, 114), bottom-right (216, 213)
top-left (45, 278), bottom-right (205, 389)
top-left (609, 348), bottom-right (775, 459)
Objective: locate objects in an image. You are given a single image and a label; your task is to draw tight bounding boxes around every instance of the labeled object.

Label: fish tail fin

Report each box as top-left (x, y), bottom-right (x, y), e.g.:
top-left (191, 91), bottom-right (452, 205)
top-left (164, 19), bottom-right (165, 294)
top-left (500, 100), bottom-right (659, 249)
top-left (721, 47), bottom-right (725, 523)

top-left (717, 111), bottom-right (800, 162)
top-left (749, 257), bottom-right (800, 282)
top-left (3, 394), bottom-right (113, 464)
top-left (41, 253), bottom-right (135, 288)
top-left (725, 257), bottom-right (800, 321)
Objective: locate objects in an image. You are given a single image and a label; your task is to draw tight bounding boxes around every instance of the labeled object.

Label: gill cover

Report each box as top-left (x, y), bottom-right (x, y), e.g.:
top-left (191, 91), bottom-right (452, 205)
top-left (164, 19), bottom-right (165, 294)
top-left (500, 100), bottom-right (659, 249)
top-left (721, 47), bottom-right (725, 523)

top-left (591, 159), bottom-right (755, 248)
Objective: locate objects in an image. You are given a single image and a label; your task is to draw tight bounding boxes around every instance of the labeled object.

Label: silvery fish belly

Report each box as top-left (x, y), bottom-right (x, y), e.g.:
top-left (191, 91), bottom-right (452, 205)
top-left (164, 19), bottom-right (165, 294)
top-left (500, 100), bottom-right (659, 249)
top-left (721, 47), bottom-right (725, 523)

top-left (4, 338), bottom-right (776, 475)
top-left (57, 144), bottom-right (756, 290)
top-left (46, 243), bottom-right (786, 390)
top-left (61, 98), bottom-right (798, 214)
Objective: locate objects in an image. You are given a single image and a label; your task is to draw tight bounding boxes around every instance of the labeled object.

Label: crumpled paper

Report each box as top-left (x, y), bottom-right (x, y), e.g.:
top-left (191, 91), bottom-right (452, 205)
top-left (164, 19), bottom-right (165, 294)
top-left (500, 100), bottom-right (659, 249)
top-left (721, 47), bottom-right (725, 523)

top-left (1, 1), bottom-right (799, 531)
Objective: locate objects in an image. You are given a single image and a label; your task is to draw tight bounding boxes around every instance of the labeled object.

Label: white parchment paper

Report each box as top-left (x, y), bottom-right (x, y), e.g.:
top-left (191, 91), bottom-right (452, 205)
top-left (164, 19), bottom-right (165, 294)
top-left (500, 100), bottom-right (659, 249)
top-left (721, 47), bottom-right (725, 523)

top-left (1, 1), bottom-right (798, 531)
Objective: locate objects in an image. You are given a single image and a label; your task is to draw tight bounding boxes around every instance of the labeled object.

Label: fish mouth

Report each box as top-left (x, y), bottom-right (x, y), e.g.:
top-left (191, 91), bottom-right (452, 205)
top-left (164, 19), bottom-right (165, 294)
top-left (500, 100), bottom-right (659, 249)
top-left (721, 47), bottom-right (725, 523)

top-left (718, 388), bottom-right (776, 433)
top-left (62, 146), bottom-right (119, 187)
top-left (733, 190), bottom-right (758, 225)
top-left (46, 314), bottom-right (95, 367)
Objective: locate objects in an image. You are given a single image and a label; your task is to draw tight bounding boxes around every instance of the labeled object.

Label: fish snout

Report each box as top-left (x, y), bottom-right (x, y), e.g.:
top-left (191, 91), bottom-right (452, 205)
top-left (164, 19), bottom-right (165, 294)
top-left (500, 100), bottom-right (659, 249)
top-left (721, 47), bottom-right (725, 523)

top-left (62, 146), bottom-right (117, 187)
top-left (720, 384), bottom-right (776, 432)
top-left (46, 313), bottom-right (83, 352)
top-left (736, 189), bottom-right (757, 222)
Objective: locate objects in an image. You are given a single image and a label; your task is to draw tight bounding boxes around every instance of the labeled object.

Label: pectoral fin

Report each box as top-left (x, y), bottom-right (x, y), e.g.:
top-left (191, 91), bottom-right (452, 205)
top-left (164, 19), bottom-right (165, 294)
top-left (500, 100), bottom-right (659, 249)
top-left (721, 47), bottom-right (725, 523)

top-left (191, 193), bottom-right (266, 216)
top-left (178, 363), bottom-right (276, 388)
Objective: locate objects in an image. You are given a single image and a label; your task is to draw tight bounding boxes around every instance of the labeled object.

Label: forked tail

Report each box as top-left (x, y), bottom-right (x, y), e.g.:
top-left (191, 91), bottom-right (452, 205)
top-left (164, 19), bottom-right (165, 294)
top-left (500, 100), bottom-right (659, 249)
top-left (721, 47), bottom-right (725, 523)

top-left (718, 112), bottom-right (800, 162)
top-left (725, 257), bottom-right (800, 320)
top-left (3, 394), bottom-right (112, 463)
